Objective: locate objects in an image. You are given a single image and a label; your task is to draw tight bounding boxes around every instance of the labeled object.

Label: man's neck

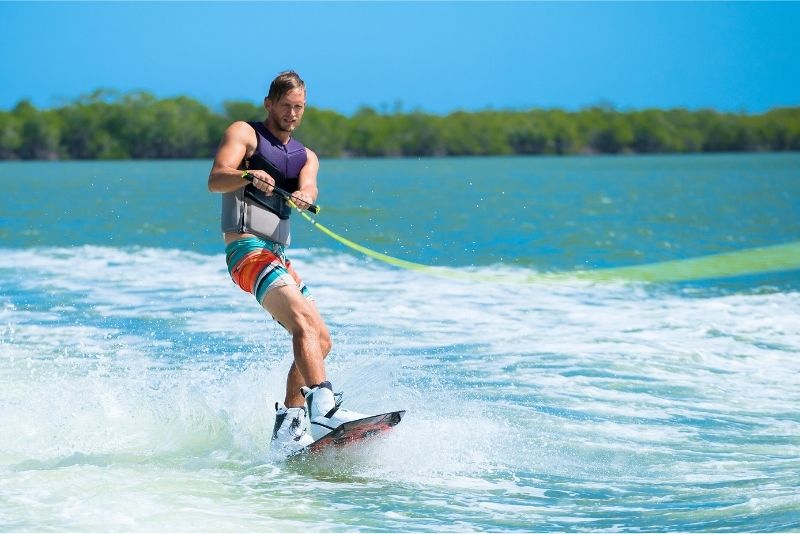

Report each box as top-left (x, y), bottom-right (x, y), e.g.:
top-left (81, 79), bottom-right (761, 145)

top-left (264, 119), bottom-right (291, 145)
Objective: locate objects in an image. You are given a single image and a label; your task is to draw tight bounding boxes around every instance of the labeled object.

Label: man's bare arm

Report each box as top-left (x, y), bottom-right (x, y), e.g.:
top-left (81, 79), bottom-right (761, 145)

top-left (208, 121), bottom-right (265, 193)
top-left (289, 148), bottom-right (320, 210)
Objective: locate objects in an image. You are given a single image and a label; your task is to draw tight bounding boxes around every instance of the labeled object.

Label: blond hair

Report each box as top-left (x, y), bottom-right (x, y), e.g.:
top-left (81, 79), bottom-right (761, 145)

top-left (267, 71), bottom-right (305, 102)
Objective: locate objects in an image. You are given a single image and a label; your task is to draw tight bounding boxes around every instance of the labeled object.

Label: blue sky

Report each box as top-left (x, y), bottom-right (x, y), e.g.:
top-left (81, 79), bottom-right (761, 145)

top-left (1, 1), bottom-right (798, 115)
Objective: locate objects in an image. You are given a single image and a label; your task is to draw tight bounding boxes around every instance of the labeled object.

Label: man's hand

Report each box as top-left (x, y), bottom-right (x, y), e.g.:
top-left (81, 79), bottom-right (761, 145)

top-left (246, 170), bottom-right (276, 195)
top-left (289, 190), bottom-right (313, 211)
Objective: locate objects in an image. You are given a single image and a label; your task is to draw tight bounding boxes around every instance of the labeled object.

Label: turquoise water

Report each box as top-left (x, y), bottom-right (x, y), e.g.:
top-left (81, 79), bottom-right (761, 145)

top-left (1, 154), bottom-right (799, 531)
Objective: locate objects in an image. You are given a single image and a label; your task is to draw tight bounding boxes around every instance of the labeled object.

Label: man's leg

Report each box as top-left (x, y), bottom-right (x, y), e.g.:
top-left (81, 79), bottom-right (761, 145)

top-left (262, 285), bottom-right (332, 408)
top-left (265, 289), bottom-right (367, 441)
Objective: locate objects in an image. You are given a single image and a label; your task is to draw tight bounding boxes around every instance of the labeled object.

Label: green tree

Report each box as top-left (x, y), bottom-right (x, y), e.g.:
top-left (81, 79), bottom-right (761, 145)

top-left (296, 107), bottom-right (350, 157)
top-left (1, 91), bottom-right (799, 160)
top-left (223, 100), bottom-right (264, 123)
top-left (58, 90), bottom-right (128, 159)
top-left (0, 111), bottom-right (21, 159)
top-left (13, 101), bottom-right (62, 160)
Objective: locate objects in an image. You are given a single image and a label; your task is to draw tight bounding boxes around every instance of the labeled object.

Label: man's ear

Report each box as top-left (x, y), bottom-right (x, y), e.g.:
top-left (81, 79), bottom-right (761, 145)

top-left (263, 97), bottom-right (272, 113)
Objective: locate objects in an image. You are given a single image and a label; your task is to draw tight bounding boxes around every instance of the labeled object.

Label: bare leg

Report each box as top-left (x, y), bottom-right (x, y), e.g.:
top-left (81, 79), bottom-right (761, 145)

top-left (262, 286), bottom-right (332, 408)
top-left (284, 362), bottom-right (305, 407)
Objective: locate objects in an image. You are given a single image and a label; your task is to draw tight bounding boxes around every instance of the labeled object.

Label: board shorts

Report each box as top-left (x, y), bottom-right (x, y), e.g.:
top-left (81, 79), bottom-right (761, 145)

top-left (225, 236), bottom-right (312, 306)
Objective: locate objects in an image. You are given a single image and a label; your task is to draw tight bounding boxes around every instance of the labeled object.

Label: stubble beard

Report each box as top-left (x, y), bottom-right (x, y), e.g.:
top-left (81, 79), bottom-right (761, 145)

top-left (270, 116), bottom-right (298, 134)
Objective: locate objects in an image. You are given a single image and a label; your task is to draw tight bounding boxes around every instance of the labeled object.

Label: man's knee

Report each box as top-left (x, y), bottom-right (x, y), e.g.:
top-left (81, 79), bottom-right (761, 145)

top-left (292, 309), bottom-right (331, 357)
top-left (289, 308), bottom-right (319, 339)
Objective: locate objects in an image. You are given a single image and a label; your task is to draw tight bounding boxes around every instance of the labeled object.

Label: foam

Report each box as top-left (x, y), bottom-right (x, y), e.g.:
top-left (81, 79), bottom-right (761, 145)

top-left (1, 245), bottom-right (799, 530)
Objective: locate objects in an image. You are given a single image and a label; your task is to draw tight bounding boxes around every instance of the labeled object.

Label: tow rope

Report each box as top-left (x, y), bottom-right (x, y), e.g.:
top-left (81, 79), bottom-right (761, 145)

top-left (283, 196), bottom-right (800, 284)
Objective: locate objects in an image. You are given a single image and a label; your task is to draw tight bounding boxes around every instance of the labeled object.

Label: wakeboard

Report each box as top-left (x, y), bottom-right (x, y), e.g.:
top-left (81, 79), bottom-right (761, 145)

top-left (289, 410), bottom-right (405, 458)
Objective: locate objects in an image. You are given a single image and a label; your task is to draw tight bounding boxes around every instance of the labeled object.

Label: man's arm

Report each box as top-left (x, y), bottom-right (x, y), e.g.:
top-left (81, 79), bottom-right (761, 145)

top-left (290, 148), bottom-right (320, 210)
top-left (208, 122), bottom-right (276, 194)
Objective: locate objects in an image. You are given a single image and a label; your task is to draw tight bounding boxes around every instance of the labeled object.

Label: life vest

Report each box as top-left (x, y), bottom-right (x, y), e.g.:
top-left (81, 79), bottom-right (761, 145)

top-left (220, 122), bottom-right (308, 245)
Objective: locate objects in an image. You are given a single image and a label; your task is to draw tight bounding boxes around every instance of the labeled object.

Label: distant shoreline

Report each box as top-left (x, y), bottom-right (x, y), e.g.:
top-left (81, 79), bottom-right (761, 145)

top-left (2, 152), bottom-right (799, 165)
top-left (2, 91), bottom-right (798, 160)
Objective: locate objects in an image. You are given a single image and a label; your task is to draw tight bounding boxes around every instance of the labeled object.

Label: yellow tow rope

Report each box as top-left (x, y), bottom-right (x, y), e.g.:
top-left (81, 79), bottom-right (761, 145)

top-left (286, 199), bottom-right (800, 284)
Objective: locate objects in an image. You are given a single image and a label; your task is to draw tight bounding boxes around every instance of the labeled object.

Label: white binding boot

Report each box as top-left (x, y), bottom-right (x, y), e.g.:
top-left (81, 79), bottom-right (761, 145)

top-left (302, 381), bottom-right (368, 440)
top-left (270, 402), bottom-right (313, 455)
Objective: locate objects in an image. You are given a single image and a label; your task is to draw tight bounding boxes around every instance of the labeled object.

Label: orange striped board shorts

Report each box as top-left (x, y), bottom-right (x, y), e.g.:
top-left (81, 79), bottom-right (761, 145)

top-left (225, 237), bottom-right (311, 305)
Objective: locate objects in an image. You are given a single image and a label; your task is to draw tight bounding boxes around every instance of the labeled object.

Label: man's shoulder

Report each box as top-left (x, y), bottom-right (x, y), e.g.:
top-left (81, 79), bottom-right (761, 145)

top-left (228, 120), bottom-right (257, 134)
top-left (302, 147), bottom-right (319, 170)
top-left (224, 121), bottom-right (258, 145)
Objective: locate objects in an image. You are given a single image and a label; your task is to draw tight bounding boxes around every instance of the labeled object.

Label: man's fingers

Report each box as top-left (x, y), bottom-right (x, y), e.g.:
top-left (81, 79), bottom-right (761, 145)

top-left (253, 174), bottom-right (275, 194)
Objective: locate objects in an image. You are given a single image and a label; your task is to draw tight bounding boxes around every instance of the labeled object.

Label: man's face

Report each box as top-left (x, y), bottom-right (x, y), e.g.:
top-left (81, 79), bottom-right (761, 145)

top-left (266, 88), bottom-right (306, 133)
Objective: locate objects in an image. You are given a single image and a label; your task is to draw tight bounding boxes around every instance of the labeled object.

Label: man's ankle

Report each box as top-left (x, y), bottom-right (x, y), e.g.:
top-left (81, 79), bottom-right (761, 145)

top-left (309, 380), bottom-right (333, 392)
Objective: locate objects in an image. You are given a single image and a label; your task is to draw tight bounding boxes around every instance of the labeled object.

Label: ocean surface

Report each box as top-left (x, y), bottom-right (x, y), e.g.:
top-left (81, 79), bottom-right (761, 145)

top-left (1, 154), bottom-right (799, 532)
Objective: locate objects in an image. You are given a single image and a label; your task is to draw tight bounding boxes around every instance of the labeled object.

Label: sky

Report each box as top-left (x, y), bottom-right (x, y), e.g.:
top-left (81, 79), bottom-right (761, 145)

top-left (1, 1), bottom-right (799, 116)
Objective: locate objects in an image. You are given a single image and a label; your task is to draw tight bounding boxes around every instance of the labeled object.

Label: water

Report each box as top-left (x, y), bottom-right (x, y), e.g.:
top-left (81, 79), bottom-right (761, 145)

top-left (1, 154), bottom-right (799, 531)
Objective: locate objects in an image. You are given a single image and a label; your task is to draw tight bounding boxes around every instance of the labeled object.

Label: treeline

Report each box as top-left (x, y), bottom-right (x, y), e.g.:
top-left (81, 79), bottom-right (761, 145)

top-left (1, 90), bottom-right (799, 160)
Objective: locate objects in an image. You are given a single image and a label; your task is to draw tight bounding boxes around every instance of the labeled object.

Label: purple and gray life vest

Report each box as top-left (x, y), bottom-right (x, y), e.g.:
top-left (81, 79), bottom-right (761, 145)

top-left (220, 122), bottom-right (308, 245)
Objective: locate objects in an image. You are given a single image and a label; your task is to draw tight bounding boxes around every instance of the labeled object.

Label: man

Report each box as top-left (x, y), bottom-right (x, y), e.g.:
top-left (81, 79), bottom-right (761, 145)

top-left (208, 71), bottom-right (365, 455)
